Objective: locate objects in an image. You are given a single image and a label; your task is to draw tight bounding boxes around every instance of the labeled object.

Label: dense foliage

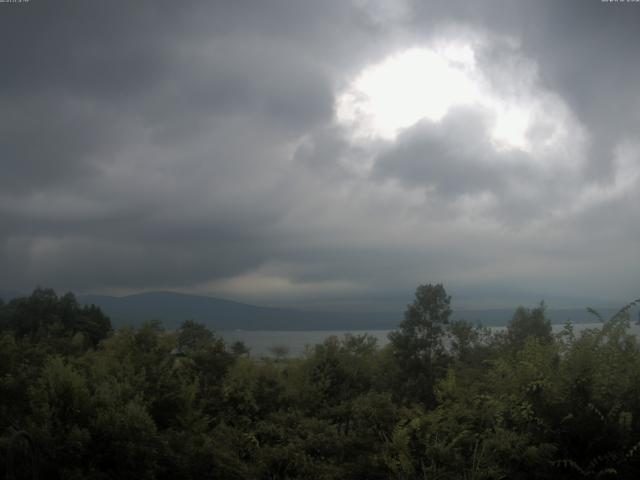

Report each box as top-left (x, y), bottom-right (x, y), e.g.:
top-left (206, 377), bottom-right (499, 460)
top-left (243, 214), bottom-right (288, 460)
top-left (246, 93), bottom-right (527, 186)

top-left (2, 286), bottom-right (640, 479)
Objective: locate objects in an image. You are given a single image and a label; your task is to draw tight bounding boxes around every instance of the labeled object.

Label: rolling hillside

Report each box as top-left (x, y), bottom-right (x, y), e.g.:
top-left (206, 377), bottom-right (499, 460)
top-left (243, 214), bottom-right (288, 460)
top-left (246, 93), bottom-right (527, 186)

top-left (78, 291), bottom-right (632, 331)
top-left (78, 291), bottom-right (396, 330)
top-left (3, 289), bottom-right (632, 331)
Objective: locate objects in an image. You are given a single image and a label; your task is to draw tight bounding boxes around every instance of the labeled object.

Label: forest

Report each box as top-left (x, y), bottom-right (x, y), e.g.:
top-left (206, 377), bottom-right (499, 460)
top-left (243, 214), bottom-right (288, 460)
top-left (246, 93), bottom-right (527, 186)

top-left (2, 285), bottom-right (640, 479)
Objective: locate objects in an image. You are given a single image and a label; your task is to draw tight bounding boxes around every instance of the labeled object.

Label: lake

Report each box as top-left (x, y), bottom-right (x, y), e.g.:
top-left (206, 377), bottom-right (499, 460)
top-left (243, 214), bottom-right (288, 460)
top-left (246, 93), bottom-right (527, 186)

top-left (221, 322), bottom-right (640, 357)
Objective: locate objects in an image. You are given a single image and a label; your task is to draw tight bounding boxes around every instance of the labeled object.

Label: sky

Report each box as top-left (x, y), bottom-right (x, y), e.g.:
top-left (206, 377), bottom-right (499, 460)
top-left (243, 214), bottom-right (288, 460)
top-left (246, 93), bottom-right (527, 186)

top-left (1, 0), bottom-right (640, 311)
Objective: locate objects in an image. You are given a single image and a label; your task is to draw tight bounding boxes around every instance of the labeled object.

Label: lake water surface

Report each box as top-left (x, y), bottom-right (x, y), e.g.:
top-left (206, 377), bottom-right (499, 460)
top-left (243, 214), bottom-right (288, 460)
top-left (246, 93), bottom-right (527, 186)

top-left (222, 322), bottom-right (640, 357)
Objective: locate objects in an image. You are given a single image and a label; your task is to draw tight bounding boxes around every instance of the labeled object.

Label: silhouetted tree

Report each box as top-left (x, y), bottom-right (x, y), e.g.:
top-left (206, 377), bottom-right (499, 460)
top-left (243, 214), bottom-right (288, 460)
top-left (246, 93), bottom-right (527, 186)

top-left (389, 283), bottom-right (451, 405)
top-left (506, 302), bottom-right (552, 349)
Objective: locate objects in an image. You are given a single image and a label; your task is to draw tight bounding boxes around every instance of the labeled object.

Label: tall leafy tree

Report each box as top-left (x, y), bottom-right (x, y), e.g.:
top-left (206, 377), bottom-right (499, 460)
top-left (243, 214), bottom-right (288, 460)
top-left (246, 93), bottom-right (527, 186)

top-left (389, 283), bottom-right (452, 406)
top-left (506, 302), bottom-right (552, 350)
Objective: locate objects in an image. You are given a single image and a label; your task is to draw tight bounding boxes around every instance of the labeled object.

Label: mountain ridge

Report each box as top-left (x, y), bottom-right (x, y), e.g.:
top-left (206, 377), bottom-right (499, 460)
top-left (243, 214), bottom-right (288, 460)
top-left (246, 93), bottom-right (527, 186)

top-left (3, 289), bottom-right (634, 331)
top-left (78, 291), bottom-right (396, 330)
top-left (78, 291), bottom-right (631, 331)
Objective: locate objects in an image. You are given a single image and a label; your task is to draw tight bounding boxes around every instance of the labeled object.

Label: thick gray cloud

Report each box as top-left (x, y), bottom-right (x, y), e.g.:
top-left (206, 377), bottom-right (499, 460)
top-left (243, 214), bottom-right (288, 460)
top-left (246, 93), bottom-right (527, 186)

top-left (375, 108), bottom-right (529, 196)
top-left (1, 0), bottom-right (639, 308)
top-left (410, 0), bottom-right (640, 179)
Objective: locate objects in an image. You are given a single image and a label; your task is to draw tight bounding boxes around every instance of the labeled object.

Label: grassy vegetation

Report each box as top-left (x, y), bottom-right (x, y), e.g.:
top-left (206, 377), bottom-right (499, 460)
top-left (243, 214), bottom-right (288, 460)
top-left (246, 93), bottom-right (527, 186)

top-left (2, 286), bottom-right (640, 479)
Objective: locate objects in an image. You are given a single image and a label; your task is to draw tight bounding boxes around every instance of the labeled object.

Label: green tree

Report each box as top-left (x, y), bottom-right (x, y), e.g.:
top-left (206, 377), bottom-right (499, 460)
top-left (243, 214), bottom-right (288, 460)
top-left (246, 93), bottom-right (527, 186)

top-left (27, 357), bottom-right (94, 478)
top-left (506, 302), bottom-right (552, 350)
top-left (230, 340), bottom-right (250, 357)
top-left (1, 288), bottom-right (111, 350)
top-left (177, 319), bottom-right (214, 351)
top-left (389, 283), bottom-right (452, 405)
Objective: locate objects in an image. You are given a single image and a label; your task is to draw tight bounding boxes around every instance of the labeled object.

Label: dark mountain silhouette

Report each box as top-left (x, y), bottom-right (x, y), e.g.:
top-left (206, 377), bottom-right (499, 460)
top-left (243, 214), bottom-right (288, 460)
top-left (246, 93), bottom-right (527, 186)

top-left (78, 291), bottom-right (397, 330)
top-left (3, 289), bottom-right (628, 330)
top-left (0, 290), bottom-right (22, 302)
top-left (76, 291), bottom-right (627, 331)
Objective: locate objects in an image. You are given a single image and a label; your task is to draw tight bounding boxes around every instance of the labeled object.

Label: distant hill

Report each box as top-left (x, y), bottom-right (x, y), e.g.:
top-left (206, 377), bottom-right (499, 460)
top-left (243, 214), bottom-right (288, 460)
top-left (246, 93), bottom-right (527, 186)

top-left (76, 291), bottom-right (638, 331)
top-left (0, 290), bottom-right (23, 302)
top-left (78, 291), bottom-right (397, 331)
top-left (3, 289), bottom-right (634, 331)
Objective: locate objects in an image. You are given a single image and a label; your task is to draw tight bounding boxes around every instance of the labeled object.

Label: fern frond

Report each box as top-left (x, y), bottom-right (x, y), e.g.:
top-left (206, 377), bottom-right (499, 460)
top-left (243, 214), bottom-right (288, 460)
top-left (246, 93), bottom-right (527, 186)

top-left (610, 297), bottom-right (640, 322)
top-left (587, 307), bottom-right (604, 323)
top-left (551, 458), bottom-right (586, 476)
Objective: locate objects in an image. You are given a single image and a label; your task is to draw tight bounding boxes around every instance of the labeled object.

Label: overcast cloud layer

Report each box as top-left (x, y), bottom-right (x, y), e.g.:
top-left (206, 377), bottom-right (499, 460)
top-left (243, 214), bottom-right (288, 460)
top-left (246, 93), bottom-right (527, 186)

top-left (1, 0), bottom-right (639, 309)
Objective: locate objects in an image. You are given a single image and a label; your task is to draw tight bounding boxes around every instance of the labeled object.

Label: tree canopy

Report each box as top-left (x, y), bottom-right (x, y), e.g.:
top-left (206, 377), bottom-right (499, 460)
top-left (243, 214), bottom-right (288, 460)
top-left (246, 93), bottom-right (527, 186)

top-left (2, 287), bottom-right (640, 479)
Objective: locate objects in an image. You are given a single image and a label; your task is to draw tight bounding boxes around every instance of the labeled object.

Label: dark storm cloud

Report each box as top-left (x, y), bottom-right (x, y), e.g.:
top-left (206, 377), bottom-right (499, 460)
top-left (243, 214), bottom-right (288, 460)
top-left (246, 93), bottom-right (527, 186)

top-left (0, 0), bottom-right (391, 293)
top-left (0, 94), bottom-right (132, 191)
top-left (1, 0), bottom-right (639, 304)
top-left (521, 1), bottom-right (640, 181)
top-left (374, 107), bottom-right (526, 197)
top-left (1, 1), bottom-right (336, 191)
top-left (370, 105), bottom-right (585, 225)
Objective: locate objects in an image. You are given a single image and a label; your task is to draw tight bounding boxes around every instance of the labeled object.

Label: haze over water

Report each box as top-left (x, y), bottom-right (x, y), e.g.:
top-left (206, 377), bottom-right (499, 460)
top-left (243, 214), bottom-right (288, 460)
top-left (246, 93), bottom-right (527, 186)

top-left (224, 322), bottom-right (640, 357)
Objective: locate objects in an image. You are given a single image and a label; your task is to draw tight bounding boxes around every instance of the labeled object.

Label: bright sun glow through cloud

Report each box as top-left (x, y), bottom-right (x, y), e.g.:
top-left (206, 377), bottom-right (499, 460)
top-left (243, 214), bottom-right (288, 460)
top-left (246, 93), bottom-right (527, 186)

top-left (337, 43), bottom-right (533, 151)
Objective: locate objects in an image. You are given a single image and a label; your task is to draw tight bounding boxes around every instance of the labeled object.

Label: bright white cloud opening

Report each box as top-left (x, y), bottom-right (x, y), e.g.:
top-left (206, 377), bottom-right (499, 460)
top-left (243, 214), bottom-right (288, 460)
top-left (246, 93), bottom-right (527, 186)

top-left (336, 40), bottom-right (572, 155)
top-left (337, 46), bottom-right (480, 140)
top-left (335, 37), bottom-right (593, 206)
